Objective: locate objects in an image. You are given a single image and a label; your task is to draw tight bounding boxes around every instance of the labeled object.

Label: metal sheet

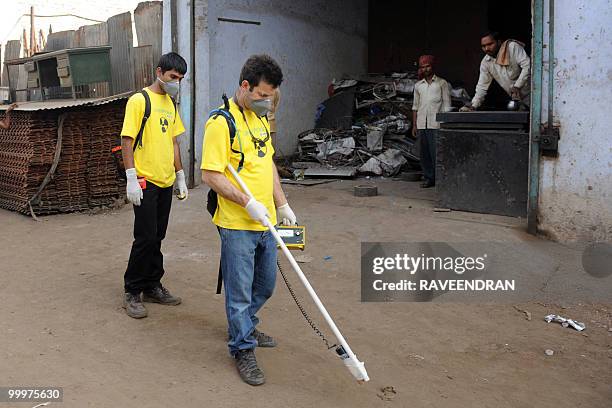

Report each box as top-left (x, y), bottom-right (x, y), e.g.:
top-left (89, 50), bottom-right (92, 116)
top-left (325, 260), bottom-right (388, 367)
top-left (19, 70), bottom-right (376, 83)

top-left (280, 179), bottom-right (338, 186)
top-left (302, 167), bottom-right (357, 178)
top-left (76, 22), bottom-right (110, 97)
top-left (134, 1), bottom-right (163, 63)
top-left (76, 22), bottom-right (109, 47)
top-left (132, 45), bottom-right (154, 90)
top-left (45, 31), bottom-right (76, 51)
top-left (437, 129), bottom-right (529, 217)
top-left (107, 12), bottom-right (135, 94)
top-left (15, 65), bottom-right (28, 102)
top-left (0, 92), bottom-right (131, 111)
top-left (3, 40), bottom-right (22, 90)
top-left (436, 111), bottom-right (529, 124)
top-left (315, 88), bottom-right (356, 129)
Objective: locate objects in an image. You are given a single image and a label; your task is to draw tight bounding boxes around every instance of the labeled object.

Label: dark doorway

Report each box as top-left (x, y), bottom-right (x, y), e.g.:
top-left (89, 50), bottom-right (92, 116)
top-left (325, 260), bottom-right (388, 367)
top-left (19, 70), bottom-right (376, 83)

top-left (368, 0), bottom-right (532, 109)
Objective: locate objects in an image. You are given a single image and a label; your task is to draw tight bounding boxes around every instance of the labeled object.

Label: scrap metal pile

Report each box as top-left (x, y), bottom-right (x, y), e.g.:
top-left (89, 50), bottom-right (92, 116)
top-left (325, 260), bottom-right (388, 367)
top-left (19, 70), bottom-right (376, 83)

top-left (293, 73), bottom-right (470, 178)
top-left (0, 101), bottom-right (126, 216)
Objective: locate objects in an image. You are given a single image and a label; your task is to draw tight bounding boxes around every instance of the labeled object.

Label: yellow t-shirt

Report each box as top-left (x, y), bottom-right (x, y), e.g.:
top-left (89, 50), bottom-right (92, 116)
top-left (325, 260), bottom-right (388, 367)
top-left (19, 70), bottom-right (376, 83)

top-left (120, 88), bottom-right (185, 188)
top-left (201, 98), bottom-right (277, 231)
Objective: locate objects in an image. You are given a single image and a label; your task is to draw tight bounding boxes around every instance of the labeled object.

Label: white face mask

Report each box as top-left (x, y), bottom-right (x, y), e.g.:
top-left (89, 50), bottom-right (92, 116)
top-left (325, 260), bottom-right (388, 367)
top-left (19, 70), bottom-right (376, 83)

top-left (157, 77), bottom-right (180, 98)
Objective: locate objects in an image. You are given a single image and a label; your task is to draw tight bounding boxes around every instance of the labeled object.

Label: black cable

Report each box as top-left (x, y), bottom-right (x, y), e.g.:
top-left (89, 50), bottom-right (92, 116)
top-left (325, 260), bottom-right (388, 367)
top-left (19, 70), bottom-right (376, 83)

top-left (277, 259), bottom-right (337, 350)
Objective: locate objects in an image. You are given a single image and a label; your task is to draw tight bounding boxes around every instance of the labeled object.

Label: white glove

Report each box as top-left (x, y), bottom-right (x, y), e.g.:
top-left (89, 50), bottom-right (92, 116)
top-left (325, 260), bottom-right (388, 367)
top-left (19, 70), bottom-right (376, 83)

top-left (175, 169), bottom-right (188, 200)
top-left (245, 198), bottom-right (269, 225)
top-left (125, 168), bottom-right (143, 206)
top-left (277, 203), bottom-right (297, 226)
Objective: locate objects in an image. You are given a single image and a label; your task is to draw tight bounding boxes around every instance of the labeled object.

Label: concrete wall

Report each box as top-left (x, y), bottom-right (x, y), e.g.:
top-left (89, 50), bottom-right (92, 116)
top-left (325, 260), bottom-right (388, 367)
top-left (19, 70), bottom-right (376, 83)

top-left (162, 0), bottom-right (199, 186)
top-left (164, 0), bottom-right (368, 185)
top-left (537, 0), bottom-right (612, 242)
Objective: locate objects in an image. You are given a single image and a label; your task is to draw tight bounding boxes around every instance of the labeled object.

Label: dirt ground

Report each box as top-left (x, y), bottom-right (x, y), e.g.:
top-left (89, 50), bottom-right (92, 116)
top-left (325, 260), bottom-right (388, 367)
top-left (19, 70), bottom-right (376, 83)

top-left (1, 179), bottom-right (611, 408)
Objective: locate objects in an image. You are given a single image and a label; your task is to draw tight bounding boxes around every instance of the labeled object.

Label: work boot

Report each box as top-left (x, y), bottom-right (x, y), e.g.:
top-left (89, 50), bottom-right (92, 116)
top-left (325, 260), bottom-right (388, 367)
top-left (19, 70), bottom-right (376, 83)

top-left (123, 293), bottom-right (147, 319)
top-left (142, 286), bottom-right (182, 305)
top-left (253, 328), bottom-right (277, 348)
top-left (235, 349), bottom-right (265, 386)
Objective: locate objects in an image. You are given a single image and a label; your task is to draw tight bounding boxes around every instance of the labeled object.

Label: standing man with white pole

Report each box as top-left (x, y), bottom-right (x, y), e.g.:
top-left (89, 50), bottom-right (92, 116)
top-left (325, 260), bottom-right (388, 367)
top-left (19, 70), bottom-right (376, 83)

top-left (201, 55), bottom-right (297, 386)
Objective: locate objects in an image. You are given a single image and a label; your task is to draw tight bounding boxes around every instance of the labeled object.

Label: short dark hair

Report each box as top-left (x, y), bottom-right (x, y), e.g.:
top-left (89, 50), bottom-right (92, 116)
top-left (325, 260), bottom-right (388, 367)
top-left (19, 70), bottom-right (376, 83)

top-left (157, 52), bottom-right (187, 75)
top-left (239, 54), bottom-right (283, 88)
top-left (481, 31), bottom-right (500, 41)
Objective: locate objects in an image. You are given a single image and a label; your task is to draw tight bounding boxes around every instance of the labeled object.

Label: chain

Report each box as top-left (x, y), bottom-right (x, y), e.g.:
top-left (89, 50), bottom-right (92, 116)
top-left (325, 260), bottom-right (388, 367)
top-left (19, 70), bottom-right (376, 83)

top-left (277, 259), bottom-right (337, 350)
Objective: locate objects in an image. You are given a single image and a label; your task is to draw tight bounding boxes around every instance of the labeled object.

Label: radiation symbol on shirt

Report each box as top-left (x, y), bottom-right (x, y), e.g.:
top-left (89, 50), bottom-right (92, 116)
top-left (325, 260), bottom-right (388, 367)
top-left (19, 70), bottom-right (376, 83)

top-left (160, 117), bottom-right (169, 133)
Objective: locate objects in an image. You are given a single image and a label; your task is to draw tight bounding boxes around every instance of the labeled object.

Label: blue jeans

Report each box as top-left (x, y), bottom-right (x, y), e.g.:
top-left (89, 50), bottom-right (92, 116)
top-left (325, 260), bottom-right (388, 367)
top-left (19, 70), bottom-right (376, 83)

top-left (219, 228), bottom-right (277, 356)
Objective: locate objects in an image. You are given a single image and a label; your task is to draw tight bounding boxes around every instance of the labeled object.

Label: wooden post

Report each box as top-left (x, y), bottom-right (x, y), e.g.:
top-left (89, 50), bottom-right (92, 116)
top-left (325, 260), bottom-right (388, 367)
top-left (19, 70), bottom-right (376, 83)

top-left (22, 29), bottom-right (29, 56)
top-left (30, 6), bottom-right (36, 54)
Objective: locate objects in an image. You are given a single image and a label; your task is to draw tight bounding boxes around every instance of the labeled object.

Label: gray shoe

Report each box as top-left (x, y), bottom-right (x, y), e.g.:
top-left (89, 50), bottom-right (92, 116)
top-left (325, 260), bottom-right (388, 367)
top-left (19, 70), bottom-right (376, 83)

top-left (253, 329), bottom-right (277, 347)
top-left (142, 286), bottom-right (182, 305)
top-left (235, 349), bottom-right (265, 386)
top-left (123, 293), bottom-right (147, 319)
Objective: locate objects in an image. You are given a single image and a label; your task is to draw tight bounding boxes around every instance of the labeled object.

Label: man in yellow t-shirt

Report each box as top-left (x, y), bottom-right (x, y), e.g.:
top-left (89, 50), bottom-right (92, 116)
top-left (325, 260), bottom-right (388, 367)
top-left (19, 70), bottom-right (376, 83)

top-left (120, 52), bottom-right (188, 319)
top-left (201, 55), bottom-right (296, 386)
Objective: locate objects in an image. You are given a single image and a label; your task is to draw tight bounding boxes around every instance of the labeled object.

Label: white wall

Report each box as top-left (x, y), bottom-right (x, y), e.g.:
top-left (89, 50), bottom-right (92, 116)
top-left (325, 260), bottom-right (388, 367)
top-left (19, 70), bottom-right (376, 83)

top-left (164, 0), bottom-right (368, 185)
top-left (202, 0), bottom-right (368, 158)
top-left (538, 0), bottom-right (612, 242)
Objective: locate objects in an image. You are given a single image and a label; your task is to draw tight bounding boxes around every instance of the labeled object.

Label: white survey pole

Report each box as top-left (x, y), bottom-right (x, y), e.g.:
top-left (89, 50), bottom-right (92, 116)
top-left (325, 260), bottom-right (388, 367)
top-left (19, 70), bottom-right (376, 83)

top-left (227, 164), bottom-right (369, 382)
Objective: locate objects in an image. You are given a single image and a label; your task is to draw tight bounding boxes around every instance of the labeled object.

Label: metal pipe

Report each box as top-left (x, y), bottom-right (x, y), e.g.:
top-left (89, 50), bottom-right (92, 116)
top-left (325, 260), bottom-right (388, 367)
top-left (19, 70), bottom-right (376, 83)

top-left (188, 0), bottom-right (196, 188)
top-left (527, 0), bottom-right (544, 235)
top-left (547, 0), bottom-right (555, 136)
top-left (170, 0), bottom-right (178, 53)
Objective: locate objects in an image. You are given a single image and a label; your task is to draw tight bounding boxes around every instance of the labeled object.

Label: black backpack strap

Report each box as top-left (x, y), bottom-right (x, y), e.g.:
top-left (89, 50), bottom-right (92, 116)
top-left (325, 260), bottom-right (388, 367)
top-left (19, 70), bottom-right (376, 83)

top-left (207, 94), bottom-right (246, 294)
top-left (172, 98), bottom-right (177, 123)
top-left (209, 93), bottom-right (244, 171)
top-left (133, 89), bottom-right (151, 151)
top-left (215, 226), bottom-right (223, 294)
top-left (222, 92), bottom-right (230, 110)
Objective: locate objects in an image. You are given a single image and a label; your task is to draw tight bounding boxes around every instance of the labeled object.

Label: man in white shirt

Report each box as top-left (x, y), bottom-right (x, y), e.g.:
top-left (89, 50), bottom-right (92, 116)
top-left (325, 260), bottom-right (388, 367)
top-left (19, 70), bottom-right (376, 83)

top-left (412, 55), bottom-right (451, 188)
top-left (463, 32), bottom-right (531, 110)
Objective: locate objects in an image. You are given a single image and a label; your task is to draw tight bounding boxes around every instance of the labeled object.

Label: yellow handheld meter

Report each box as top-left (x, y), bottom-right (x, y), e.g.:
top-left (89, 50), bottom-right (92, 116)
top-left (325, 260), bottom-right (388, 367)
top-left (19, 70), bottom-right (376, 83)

top-left (276, 225), bottom-right (306, 250)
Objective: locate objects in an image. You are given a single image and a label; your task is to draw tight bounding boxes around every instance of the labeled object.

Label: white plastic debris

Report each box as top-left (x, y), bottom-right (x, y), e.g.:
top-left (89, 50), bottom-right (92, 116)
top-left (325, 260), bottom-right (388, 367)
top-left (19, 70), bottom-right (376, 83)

top-left (316, 137), bottom-right (355, 160)
top-left (545, 349), bottom-right (554, 356)
top-left (544, 314), bottom-right (586, 331)
top-left (358, 148), bottom-right (407, 177)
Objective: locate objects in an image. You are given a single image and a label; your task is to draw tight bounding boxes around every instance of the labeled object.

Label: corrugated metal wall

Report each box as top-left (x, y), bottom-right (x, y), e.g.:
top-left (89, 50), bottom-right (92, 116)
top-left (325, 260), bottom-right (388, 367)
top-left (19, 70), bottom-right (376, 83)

top-left (133, 45), bottom-right (154, 90)
top-left (76, 23), bottom-right (110, 97)
top-left (76, 23), bottom-right (109, 47)
top-left (134, 2), bottom-right (163, 64)
top-left (44, 31), bottom-right (76, 51)
top-left (2, 40), bottom-right (21, 91)
top-left (107, 12), bottom-right (135, 94)
top-left (1, 1), bottom-right (163, 101)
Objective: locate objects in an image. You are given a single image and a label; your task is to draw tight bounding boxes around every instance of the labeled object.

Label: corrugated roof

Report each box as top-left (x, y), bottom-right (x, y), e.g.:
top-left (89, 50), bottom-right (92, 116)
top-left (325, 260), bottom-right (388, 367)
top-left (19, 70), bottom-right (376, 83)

top-left (0, 92), bottom-right (133, 111)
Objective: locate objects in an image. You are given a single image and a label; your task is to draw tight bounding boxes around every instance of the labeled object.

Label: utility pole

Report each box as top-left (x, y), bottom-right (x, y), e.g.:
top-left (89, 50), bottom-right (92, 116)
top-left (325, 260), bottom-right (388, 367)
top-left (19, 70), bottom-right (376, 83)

top-left (30, 6), bottom-right (36, 55)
